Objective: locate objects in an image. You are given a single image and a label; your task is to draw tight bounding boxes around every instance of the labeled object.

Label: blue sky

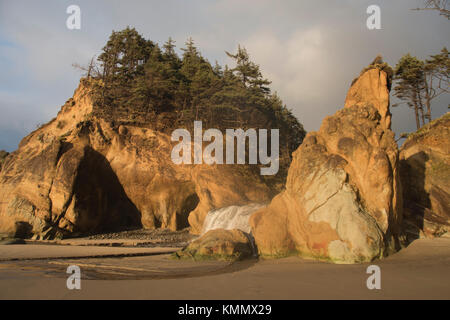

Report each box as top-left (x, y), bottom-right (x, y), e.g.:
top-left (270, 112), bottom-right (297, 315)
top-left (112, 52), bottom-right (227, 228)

top-left (0, 0), bottom-right (449, 152)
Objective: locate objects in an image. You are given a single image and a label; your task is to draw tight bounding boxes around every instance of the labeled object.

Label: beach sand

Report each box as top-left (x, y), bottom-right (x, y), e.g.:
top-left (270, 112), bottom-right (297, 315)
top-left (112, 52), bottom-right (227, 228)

top-left (0, 238), bottom-right (449, 299)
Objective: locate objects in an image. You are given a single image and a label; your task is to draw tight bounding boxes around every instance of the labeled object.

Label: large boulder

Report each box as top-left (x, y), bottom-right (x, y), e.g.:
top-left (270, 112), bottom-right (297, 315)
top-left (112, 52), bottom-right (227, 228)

top-left (250, 61), bottom-right (403, 263)
top-left (400, 113), bottom-right (450, 239)
top-left (0, 80), bottom-right (273, 239)
top-left (174, 228), bottom-right (254, 261)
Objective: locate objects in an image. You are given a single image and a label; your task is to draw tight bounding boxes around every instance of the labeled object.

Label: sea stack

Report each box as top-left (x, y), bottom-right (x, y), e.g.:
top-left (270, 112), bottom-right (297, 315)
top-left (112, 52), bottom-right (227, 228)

top-left (250, 58), bottom-right (404, 263)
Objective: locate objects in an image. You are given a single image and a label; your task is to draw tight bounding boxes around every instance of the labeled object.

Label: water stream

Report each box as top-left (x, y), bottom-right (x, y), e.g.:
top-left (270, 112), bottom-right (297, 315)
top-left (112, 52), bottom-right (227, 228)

top-left (201, 203), bottom-right (266, 235)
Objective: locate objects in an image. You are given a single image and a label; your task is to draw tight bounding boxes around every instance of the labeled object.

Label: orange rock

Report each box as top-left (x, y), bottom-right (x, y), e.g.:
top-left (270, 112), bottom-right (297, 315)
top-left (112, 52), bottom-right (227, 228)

top-left (345, 67), bottom-right (392, 129)
top-left (400, 113), bottom-right (450, 239)
top-left (251, 61), bottom-right (403, 263)
top-left (0, 81), bottom-right (273, 239)
top-left (175, 228), bottom-right (253, 261)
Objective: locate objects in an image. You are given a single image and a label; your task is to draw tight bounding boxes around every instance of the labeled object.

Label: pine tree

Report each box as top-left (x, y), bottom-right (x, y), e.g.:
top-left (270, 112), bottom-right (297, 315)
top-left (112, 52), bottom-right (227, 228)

top-left (423, 47), bottom-right (450, 120)
top-left (225, 45), bottom-right (271, 95)
top-left (81, 27), bottom-right (306, 159)
top-left (163, 37), bottom-right (177, 58)
top-left (394, 54), bottom-right (427, 129)
top-left (394, 49), bottom-right (449, 129)
top-left (97, 27), bottom-right (154, 108)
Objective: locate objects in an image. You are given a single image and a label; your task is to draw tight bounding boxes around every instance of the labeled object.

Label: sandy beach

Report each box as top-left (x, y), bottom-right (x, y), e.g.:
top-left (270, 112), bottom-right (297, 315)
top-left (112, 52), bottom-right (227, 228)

top-left (0, 238), bottom-right (449, 300)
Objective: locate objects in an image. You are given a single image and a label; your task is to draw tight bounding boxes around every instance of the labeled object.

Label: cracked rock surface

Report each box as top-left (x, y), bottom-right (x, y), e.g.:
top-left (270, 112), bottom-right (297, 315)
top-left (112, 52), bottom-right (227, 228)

top-left (250, 66), bottom-right (403, 263)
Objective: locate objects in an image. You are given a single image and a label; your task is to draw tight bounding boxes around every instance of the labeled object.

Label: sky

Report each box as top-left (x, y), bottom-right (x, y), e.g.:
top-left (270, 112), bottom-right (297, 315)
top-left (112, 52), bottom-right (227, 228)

top-left (0, 0), bottom-right (449, 152)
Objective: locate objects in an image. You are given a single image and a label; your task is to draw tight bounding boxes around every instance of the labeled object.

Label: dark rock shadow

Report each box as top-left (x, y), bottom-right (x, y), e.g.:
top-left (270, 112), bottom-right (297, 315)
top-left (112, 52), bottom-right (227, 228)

top-left (400, 151), bottom-right (429, 245)
top-left (67, 147), bottom-right (142, 237)
top-left (177, 193), bottom-right (199, 230)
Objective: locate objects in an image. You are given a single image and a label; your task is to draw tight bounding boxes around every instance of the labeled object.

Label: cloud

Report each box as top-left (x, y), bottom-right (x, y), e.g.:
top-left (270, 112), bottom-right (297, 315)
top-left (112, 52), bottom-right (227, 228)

top-left (246, 28), bottom-right (332, 101)
top-left (238, 28), bottom-right (341, 128)
top-left (0, 0), bottom-right (448, 152)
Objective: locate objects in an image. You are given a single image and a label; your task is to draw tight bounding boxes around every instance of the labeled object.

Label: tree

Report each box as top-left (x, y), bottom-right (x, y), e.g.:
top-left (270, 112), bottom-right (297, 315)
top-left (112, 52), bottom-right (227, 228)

top-left (394, 49), bottom-right (450, 129)
top-left (393, 54), bottom-right (426, 130)
top-left (97, 27), bottom-right (154, 108)
top-left (72, 55), bottom-right (101, 78)
top-left (163, 37), bottom-right (177, 58)
top-left (225, 45), bottom-right (271, 95)
top-left (98, 27), bottom-right (153, 79)
top-left (180, 37), bottom-right (201, 80)
top-left (73, 27), bottom-right (306, 163)
top-left (422, 47), bottom-right (450, 120)
top-left (179, 38), bottom-right (218, 119)
top-left (413, 0), bottom-right (450, 19)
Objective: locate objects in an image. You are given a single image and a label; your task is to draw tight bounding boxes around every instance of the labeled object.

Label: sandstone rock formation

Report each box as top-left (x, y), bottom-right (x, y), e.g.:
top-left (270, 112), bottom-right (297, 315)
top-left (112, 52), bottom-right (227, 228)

top-left (345, 66), bottom-right (392, 129)
top-left (400, 113), bottom-right (450, 239)
top-left (174, 228), bottom-right (254, 261)
top-left (0, 80), bottom-right (273, 239)
top-left (250, 61), bottom-right (403, 263)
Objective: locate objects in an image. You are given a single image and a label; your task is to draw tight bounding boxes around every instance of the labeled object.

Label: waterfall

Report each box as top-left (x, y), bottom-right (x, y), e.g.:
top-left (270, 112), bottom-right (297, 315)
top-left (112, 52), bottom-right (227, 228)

top-left (201, 203), bottom-right (266, 235)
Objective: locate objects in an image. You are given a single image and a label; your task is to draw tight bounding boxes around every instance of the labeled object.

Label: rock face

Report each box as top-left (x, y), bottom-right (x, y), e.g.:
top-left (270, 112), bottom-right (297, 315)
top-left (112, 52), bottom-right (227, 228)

top-left (175, 229), bottom-right (254, 261)
top-left (0, 80), bottom-right (273, 239)
top-left (400, 113), bottom-right (450, 239)
top-left (345, 68), bottom-right (392, 129)
top-left (250, 64), bottom-right (403, 263)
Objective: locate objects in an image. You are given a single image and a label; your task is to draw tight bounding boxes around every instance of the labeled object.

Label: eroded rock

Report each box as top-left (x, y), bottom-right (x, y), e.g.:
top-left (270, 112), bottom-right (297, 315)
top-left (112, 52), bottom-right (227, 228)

top-left (0, 81), bottom-right (273, 238)
top-left (400, 113), bottom-right (450, 239)
top-left (250, 60), bottom-right (403, 263)
top-left (174, 229), bottom-right (254, 261)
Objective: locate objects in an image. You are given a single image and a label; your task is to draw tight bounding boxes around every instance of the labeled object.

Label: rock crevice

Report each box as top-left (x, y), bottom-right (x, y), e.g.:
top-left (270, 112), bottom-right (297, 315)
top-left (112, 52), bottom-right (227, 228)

top-left (250, 60), bottom-right (403, 263)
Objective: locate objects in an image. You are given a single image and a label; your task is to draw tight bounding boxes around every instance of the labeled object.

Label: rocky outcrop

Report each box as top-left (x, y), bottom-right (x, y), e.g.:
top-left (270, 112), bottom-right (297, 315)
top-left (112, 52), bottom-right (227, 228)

top-left (250, 62), bottom-right (403, 263)
top-left (400, 113), bottom-right (450, 239)
top-left (345, 67), bottom-right (392, 130)
top-left (174, 229), bottom-right (254, 261)
top-left (0, 80), bottom-right (273, 239)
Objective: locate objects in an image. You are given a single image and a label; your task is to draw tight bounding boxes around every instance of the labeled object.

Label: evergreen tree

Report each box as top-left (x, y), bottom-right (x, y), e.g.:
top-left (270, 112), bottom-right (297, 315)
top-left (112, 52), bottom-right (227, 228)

top-left (394, 49), bottom-right (449, 129)
top-left (423, 47), bottom-right (450, 120)
top-left (226, 45), bottom-right (271, 94)
top-left (77, 27), bottom-right (306, 163)
top-left (394, 54), bottom-right (426, 129)
top-left (163, 37), bottom-right (177, 58)
top-left (97, 27), bottom-right (154, 108)
top-left (413, 0), bottom-right (450, 19)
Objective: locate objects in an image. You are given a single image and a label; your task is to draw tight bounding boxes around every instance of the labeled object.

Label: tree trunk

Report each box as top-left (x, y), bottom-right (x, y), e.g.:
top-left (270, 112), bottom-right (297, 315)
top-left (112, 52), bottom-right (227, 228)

top-left (414, 88), bottom-right (425, 128)
top-left (423, 76), bottom-right (432, 122)
top-left (413, 102), bottom-right (421, 130)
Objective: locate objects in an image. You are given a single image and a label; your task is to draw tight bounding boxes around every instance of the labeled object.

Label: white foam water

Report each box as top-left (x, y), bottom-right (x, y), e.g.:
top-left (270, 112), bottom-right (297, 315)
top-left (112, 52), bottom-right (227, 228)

top-left (201, 203), bottom-right (266, 235)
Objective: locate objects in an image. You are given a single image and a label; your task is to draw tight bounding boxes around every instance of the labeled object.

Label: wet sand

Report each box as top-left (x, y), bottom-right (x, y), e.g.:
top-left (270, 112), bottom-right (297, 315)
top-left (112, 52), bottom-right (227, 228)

top-left (0, 238), bottom-right (449, 299)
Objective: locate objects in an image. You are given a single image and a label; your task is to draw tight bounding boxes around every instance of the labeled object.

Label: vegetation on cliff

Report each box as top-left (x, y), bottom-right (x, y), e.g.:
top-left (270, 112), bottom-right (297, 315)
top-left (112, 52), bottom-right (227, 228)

top-left (76, 27), bottom-right (306, 177)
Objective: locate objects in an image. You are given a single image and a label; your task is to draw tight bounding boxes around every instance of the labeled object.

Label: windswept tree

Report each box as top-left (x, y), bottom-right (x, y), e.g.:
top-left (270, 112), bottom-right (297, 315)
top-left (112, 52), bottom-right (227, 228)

top-left (413, 0), bottom-right (450, 19)
top-left (393, 48), bottom-right (450, 129)
top-left (72, 55), bottom-right (101, 78)
top-left (226, 45), bottom-right (271, 95)
top-left (422, 47), bottom-right (450, 120)
top-left (394, 54), bottom-right (427, 129)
